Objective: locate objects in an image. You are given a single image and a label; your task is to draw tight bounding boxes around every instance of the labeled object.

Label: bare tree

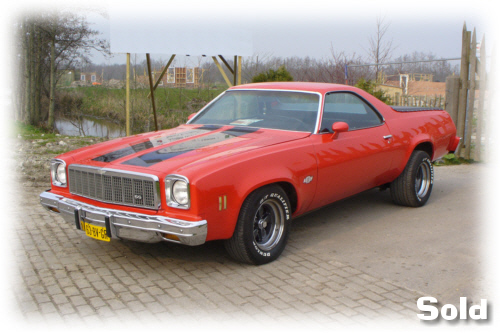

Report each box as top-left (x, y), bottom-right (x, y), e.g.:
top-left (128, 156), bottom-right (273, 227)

top-left (17, 9), bottom-right (109, 128)
top-left (384, 51), bottom-right (458, 82)
top-left (367, 16), bottom-right (395, 82)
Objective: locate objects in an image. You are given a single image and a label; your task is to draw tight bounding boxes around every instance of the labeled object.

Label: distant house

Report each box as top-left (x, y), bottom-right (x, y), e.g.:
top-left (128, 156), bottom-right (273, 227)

top-left (137, 67), bottom-right (202, 88)
top-left (383, 80), bottom-right (446, 97)
top-left (80, 72), bottom-right (99, 83)
top-left (378, 72), bottom-right (446, 97)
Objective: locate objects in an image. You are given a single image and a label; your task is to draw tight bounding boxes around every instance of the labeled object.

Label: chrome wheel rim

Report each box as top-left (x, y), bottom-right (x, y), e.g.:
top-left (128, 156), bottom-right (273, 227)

top-left (415, 162), bottom-right (432, 198)
top-left (253, 199), bottom-right (285, 251)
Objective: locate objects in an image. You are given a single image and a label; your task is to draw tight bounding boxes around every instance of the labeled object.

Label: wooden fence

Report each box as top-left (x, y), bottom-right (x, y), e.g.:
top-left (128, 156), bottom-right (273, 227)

top-left (445, 23), bottom-right (488, 161)
top-left (392, 94), bottom-right (445, 108)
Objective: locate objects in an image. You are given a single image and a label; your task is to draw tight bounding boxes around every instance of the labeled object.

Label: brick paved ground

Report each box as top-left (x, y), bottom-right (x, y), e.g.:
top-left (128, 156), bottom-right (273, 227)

top-left (9, 186), bottom-right (426, 330)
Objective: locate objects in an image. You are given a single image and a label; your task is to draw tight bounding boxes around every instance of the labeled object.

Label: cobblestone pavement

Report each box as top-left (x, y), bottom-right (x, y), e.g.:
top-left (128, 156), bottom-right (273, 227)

top-left (10, 186), bottom-right (428, 330)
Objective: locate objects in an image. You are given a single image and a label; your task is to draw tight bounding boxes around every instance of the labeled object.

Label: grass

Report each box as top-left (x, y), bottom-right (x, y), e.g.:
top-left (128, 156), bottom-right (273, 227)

top-left (75, 86), bottom-right (225, 116)
top-left (434, 153), bottom-right (474, 166)
top-left (56, 86), bottom-right (225, 134)
top-left (15, 121), bottom-right (60, 140)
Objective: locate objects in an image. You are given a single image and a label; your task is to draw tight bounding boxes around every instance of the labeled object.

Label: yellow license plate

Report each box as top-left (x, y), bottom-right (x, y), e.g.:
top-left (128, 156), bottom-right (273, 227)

top-left (81, 221), bottom-right (110, 242)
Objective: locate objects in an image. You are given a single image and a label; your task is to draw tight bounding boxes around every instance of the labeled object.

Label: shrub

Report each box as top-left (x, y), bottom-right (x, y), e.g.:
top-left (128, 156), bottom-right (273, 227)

top-left (252, 66), bottom-right (293, 83)
top-left (355, 78), bottom-right (392, 104)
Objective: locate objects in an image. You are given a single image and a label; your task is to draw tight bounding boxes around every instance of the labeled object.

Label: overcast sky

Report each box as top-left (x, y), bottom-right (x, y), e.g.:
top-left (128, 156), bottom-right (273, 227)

top-left (79, 0), bottom-right (495, 67)
top-left (2, 0), bottom-right (494, 66)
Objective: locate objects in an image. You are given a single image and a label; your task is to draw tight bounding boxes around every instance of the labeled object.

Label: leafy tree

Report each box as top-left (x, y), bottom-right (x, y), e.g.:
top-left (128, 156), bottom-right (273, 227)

top-left (251, 65), bottom-right (293, 83)
top-left (355, 78), bottom-right (392, 104)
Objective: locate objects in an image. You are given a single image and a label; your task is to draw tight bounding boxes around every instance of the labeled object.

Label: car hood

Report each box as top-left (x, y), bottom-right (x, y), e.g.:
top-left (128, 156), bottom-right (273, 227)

top-left (62, 125), bottom-right (311, 175)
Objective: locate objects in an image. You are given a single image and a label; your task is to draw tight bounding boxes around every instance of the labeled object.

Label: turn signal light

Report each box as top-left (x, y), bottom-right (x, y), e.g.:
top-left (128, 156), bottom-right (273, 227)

top-left (162, 233), bottom-right (180, 242)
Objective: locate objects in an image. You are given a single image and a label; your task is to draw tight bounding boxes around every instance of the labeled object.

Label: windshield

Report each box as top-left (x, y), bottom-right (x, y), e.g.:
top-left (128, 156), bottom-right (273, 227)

top-left (189, 90), bottom-right (320, 132)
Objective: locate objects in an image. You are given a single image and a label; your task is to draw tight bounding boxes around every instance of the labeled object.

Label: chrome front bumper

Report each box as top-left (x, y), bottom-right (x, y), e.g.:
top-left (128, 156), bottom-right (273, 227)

top-left (39, 191), bottom-right (207, 245)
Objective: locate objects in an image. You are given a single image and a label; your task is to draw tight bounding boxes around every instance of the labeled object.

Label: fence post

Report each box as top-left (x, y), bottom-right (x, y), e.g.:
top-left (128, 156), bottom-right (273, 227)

top-left (445, 76), bottom-right (460, 125)
top-left (464, 28), bottom-right (477, 160)
top-left (475, 35), bottom-right (486, 161)
top-left (456, 23), bottom-right (471, 157)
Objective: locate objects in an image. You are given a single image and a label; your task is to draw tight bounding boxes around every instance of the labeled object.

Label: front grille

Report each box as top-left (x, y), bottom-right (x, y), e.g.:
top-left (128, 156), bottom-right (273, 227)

top-left (68, 165), bottom-right (160, 209)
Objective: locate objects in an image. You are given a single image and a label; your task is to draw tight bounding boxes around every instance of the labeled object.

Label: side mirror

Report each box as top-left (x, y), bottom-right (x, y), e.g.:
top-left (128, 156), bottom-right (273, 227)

top-left (187, 112), bottom-right (197, 121)
top-left (331, 122), bottom-right (349, 139)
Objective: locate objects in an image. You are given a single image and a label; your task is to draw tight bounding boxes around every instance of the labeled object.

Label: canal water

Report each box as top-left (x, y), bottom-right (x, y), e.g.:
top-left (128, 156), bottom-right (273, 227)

top-left (55, 118), bottom-right (125, 138)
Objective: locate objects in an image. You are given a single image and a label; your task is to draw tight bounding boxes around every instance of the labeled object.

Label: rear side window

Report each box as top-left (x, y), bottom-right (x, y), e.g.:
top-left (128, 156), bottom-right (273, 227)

top-left (321, 92), bottom-right (383, 132)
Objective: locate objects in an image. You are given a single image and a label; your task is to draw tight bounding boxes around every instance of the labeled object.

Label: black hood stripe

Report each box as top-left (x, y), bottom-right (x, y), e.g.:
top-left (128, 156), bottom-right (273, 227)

top-left (122, 127), bottom-right (258, 167)
top-left (93, 128), bottom-right (212, 163)
top-left (93, 141), bottom-right (154, 163)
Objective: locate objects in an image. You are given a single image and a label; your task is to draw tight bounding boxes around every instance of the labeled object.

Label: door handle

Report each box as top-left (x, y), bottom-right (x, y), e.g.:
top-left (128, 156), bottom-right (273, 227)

top-left (383, 135), bottom-right (393, 140)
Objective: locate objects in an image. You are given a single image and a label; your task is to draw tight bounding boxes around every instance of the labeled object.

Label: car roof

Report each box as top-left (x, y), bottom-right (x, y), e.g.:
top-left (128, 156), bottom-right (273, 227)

top-left (229, 82), bottom-right (355, 94)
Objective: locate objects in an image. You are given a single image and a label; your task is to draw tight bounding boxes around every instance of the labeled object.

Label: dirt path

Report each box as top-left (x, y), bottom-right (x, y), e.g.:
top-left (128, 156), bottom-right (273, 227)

top-left (14, 135), bottom-right (106, 188)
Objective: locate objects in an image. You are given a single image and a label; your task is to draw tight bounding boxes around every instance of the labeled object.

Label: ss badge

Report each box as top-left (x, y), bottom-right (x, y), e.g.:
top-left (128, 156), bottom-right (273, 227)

top-left (303, 176), bottom-right (313, 184)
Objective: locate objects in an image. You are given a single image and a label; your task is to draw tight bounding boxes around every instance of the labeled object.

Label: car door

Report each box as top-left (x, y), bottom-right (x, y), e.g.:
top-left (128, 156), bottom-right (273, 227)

top-left (309, 92), bottom-right (395, 209)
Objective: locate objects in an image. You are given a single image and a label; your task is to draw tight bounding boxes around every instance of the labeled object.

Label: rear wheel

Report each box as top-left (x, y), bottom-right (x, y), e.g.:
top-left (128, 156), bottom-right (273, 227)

top-left (224, 185), bottom-right (291, 265)
top-left (390, 150), bottom-right (434, 207)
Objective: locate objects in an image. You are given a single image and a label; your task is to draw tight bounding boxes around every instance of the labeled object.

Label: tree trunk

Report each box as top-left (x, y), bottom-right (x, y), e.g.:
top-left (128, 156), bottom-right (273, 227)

top-left (48, 36), bottom-right (56, 129)
top-left (24, 20), bottom-right (33, 123)
top-left (29, 22), bottom-right (38, 126)
top-left (33, 27), bottom-right (43, 126)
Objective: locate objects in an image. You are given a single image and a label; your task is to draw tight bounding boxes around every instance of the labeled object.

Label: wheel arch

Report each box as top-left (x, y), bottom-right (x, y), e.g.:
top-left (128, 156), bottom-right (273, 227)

top-left (239, 180), bottom-right (299, 215)
top-left (275, 181), bottom-right (298, 214)
top-left (393, 139), bottom-right (434, 180)
top-left (414, 141), bottom-right (434, 160)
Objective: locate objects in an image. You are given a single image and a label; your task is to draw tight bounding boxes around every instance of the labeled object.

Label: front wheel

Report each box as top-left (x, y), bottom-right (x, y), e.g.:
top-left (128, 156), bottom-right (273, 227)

top-left (224, 185), bottom-right (291, 265)
top-left (390, 150), bottom-right (434, 207)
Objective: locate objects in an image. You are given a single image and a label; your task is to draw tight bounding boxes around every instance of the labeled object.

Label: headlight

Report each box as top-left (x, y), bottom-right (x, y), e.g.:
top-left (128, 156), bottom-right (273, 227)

top-left (50, 159), bottom-right (67, 187)
top-left (165, 175), bottom-right (190, 209)
top-left (172, 181), bottom-right (189, 205)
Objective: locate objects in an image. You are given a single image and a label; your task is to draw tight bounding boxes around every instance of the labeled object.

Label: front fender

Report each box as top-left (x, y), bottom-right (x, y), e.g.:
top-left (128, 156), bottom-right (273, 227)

top-left (191, 142), bottom-right (318, 241)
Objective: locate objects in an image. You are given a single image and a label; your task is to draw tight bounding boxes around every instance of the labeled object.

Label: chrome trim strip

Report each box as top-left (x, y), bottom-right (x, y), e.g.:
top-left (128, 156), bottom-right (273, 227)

top-left (40, 191), bottom-right (207, 246)
top-left (70, 164), bottom-right (161, 181)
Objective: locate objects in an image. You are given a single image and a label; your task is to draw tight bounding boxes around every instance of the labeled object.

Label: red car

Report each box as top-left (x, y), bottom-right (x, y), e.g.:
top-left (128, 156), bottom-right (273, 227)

top-left (40, 82), bottom-right (460, 264)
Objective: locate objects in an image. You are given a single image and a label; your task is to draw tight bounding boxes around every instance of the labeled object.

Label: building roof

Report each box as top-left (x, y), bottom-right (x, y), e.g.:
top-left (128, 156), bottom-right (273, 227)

top-left (407, 81), bottom-right (446, 96)
top-left (385, 80), bottom-right (446, 96)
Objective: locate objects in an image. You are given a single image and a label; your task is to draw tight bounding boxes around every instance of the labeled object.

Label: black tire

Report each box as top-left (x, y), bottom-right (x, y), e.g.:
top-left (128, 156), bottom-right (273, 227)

top-left (224, 185), bottom-right (291, 265)
top-left (390, 150), bottom-right (434, 207)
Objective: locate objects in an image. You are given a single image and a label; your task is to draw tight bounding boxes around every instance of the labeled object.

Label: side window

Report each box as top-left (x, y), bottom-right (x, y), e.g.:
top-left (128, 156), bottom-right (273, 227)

top-left (321, 92), bottom-right (382, 131)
